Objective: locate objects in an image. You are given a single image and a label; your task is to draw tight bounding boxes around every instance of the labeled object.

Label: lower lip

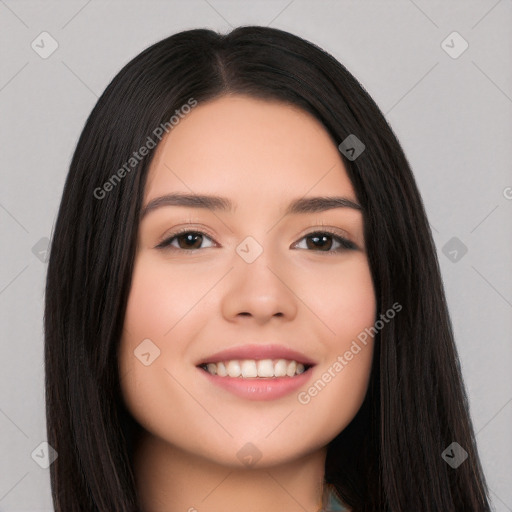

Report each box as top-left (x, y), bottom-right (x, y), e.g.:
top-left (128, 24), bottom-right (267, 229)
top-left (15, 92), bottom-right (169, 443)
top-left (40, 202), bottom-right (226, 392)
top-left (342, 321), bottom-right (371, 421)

top-left (197, 366), bottom-right (315, 401)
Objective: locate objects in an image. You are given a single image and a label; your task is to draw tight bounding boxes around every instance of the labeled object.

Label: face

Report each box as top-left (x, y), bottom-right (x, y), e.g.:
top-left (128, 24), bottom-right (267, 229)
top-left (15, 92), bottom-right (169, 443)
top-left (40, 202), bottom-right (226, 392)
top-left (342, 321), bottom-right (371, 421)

top-left (118, 94), bottom-right (376, 469)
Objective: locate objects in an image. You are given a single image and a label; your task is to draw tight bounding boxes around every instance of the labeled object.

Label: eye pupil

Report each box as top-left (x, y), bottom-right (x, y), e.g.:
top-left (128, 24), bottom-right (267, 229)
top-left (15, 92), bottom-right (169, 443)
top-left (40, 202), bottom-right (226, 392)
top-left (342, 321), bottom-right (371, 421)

top-left (307, 234), bottom-right (333, 251)
top-left (178, 232), bottom-right (203, 249)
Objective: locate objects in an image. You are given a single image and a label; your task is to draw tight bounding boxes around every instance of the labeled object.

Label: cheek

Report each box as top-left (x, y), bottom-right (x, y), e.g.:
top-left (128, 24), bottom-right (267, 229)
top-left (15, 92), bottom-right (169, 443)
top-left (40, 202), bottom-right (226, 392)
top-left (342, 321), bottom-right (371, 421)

top-left (121, 252), bottom-right (221, 349)
top-left (304, 255), bottom-right (376, 340)
top-left (291, 257), bottom-right (376, 440)
top-left (339, 261), bottom-right (376, 337)
top-left (123, 257), bottom-right (192, 336)
top-left (117, 256), bottom-right (210, 444)
top-left (117, 257), bottom-right (192, 417)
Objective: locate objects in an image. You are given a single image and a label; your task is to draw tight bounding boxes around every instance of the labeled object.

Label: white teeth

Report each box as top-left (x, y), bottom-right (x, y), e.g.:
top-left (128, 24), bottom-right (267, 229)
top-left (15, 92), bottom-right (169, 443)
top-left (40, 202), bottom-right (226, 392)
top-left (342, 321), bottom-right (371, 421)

top-left (226, 360), bottom-right (241, 377)
top-left (286, 360), bottom-right (297, 377)
top-left (241, 360), bottom-right (258, 378)
top-left (201, 358), bottom-right (310, 378)
top-left (274, 359), bottom-right (288, 377)
top-left (257, 359), bottom-right (275, 377)
top-left (216, 361), bottom-right (228, 377)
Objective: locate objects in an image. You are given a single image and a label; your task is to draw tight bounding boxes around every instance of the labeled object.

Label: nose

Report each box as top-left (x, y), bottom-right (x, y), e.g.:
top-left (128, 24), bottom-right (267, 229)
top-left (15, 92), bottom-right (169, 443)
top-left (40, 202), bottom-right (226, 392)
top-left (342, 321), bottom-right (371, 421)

top-left (220, 244), bottom-right (298, 325)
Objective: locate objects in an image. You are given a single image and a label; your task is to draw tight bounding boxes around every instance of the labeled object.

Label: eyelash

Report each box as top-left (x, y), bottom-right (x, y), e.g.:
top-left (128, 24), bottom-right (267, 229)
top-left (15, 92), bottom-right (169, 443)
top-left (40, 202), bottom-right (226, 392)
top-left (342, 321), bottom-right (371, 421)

top-left (155, 227), bottom-right (358, 254)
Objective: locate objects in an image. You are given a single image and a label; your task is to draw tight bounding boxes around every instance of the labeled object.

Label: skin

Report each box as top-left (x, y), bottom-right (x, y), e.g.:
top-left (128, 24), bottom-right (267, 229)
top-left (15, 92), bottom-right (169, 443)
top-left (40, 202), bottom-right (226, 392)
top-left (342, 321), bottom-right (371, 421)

top-left (117, 94), bottom-right (376, 512)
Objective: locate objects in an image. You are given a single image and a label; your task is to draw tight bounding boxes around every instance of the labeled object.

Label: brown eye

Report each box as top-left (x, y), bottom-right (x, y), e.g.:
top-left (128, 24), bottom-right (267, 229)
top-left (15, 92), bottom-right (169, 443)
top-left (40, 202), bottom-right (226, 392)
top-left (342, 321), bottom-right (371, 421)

top-left (157, 231), bottom-right (215, 251)
top-left (306, 233), bottom-right (334, 251)
top-left (295, 231), bottom-right (357, 253)
top-left (175, 232), bottom-right (204, 249)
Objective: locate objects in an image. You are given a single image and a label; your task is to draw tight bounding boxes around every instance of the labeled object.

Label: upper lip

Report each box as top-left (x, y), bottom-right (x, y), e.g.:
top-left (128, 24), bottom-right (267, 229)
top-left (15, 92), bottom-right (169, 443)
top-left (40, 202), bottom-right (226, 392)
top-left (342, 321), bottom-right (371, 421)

top-left (196, 344), bottom-right (317, 366)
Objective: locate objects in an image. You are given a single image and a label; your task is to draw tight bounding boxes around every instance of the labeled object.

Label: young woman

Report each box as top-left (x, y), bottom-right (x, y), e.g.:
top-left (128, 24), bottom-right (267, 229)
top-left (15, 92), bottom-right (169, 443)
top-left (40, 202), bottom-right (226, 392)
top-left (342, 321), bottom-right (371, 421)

top-left (44, 26), bottom-right (492, 511)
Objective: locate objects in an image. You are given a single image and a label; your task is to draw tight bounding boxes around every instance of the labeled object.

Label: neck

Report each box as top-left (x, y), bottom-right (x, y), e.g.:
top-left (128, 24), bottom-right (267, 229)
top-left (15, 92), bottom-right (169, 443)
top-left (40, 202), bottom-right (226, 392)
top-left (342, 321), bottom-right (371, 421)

top-left (132, 430), bottom-right (328, 512)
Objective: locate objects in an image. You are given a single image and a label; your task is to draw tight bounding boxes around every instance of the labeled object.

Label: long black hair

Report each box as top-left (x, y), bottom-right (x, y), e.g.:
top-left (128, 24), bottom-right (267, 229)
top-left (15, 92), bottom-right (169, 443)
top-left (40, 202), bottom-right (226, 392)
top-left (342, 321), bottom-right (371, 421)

top-left (44, 26), bottom-right (492, 511)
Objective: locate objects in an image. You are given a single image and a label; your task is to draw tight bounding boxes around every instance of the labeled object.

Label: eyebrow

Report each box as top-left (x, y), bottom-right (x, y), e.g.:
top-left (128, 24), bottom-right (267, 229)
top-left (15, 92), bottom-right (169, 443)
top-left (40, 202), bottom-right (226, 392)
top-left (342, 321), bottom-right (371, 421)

top-left (140, 193), bottom-right (362, 219)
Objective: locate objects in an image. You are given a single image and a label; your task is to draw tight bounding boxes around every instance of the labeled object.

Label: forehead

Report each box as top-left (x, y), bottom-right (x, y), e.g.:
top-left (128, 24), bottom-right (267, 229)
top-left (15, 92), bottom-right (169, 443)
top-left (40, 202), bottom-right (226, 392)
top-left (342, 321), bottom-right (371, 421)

top-left (144, 94), bottom-right (357, 206)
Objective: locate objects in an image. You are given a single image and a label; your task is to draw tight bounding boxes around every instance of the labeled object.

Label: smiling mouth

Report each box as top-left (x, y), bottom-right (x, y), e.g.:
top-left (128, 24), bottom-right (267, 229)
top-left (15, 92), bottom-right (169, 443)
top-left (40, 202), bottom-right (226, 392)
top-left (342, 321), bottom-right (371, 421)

top-left (198, 359), bottom-right (314, 378)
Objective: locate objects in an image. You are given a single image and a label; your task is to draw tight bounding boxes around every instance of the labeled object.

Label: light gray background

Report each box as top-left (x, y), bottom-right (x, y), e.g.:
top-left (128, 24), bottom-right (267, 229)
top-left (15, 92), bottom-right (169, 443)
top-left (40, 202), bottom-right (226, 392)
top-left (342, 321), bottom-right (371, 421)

top-left (1, 1), bottom-right (511, 511)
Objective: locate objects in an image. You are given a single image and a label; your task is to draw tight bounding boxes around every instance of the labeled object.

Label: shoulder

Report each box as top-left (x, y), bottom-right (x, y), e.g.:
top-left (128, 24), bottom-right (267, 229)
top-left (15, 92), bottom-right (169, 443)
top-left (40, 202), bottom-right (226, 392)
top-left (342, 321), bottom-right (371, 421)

top-left (326, 490), bottom-right (350, 511)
